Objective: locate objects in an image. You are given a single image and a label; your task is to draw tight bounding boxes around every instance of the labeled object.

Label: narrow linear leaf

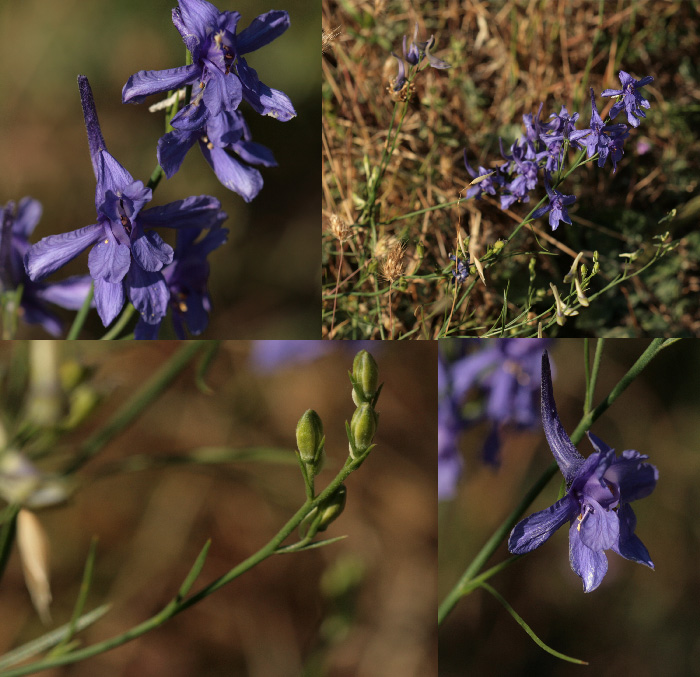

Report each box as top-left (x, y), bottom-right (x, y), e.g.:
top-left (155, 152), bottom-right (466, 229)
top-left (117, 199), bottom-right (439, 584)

top-left (480, 582), bottom-right (588, 665)
top-left (0, 604), bottom-right (111, 670)
top-left (177, 540), bottom-right (211, 600)
top-left (195, 341), bottom-right (220, 394)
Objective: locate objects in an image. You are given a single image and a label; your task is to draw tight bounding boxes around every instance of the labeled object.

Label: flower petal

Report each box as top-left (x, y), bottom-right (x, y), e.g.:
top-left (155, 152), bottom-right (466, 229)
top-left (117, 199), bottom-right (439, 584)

top-left (236, 10), bottom-right (290, 54)
top-left (88, 232), bottom-right (131, 283)
top-left (578, 498), bottom-right (619, 551)
top-left (157, 129), bottom-right (199, 179)
top-left (96, 151), bottom-right (135, 206)
top-left (232, 140), bottom-right (277, 167)
top-left (131, 229), bottom-right (174, 272)
top-left (139, 196), bottom-right (225, 230)
top-left (200, 144), bottom-right (263, 201)
top-left (34, 275), bottom-right (94, 310)
top-left (127, 266), bottom-right (169, 325)
top-left (177, 0), bottom-right (220, 37)
top-left (569, 524), bottom-right (608, 592)
top-left (122, 64), bottom-right (201, 104)
top-left (237, 58), bottom-right (296, 121)
top-left (541, 350), bottom-right (585, 483)
top-left (24, 223), bottom-right (104, 282)
top-left (14, 198), bottom-right (43, 239)
top-left (508, 494), bottom-right (578, 554)
top-left (611, 504), bottom-right (654, 569)
top-left (93, 277), bottom-right (125, 327)
top-left (605, 450), bottom-right (658, 503)
top-left (134, 318), bottom-right (162, 340)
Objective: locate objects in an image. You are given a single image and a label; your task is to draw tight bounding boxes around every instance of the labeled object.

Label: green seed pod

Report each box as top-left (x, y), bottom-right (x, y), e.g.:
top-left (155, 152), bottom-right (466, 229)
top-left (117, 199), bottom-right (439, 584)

top-left (351, 350), bottom-right (379, 405)
top-left (296, 409), bottom-right (324, 466)
top-left (317, 485), bottom-right (347, 532)
top-left (349, 403), bottom-right (377, 457)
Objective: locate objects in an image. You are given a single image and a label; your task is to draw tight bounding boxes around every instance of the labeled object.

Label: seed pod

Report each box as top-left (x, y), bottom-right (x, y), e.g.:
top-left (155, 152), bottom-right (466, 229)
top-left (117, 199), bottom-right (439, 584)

top-left (296, 409), bottom-right (325, 475)
top-left (349, 403), bottom-right (377, 457)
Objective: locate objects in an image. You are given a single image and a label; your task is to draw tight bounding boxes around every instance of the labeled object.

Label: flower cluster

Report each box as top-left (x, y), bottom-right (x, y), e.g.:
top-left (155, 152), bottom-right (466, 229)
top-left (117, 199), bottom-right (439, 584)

top-left (122, 0), bottom-right (295, 201)
top-left (1, 198), bottom-right (92, 336)
top-left (464, 71), bottom-right (652, 231)
top-left (24, 77), bottom-right (228, 338)
top-left (8, 1), bottom-right (295, 339)
top-left (438, 338), bottom-right (553, 500)
top-left (509, 351), bottom-right (658, 592)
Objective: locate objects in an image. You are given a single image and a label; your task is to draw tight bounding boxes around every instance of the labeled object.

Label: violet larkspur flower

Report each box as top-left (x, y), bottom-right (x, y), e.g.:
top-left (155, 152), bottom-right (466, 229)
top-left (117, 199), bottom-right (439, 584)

top-left (24, 76), bottom-right (226, 330)
top-left (508, 351), bottom-right (658, 592)
top-left (463, 150), bottom-right (503, 200)
top-left (122, 2), bottom-right (296, 128)
top-left (448, 253), bottom-right (470, 284)
top-left (391, 22), bottom-right (451, 91)
top-left (531, 174), bottom-right (576, 231)
top-left (134, 225), bottom-right (228, 339)
top-left (575, 88), bottom-right (628, 166)
top-left (1, 198), bottom-right (93, 336)
top-left (438, 352), bottom-right (465, 500)
top-left (602, 71), bottom-right (653, 128)
top-left (158, 109), bottom-right (277, 201)
top-left (449, 338), bottom-right (552, 465)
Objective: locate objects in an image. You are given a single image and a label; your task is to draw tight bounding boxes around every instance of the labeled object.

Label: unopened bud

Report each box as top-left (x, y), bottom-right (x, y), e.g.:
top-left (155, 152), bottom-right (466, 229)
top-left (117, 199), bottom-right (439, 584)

top-left (349, 403), bottom-right (377, 458)
top-left (351, 350), bottom-right (379, 405)
top-left (296, 409), bottom-right (325, 472)
top-left (317, 485), bottom-right (347, 532)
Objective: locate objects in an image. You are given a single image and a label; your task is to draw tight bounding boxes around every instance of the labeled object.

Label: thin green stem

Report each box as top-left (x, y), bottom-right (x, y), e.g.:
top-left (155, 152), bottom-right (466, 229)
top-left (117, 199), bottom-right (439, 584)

top-left (66, 282), bottom-right (94, 340)
top-left (99, 304), bottom-right (136, 340)
top-left (438, 338), bottom-right (676, 624)
top-left (585, 339), bottom-right (605, 414)
top-left (1, 453), bottom-right (371, 677)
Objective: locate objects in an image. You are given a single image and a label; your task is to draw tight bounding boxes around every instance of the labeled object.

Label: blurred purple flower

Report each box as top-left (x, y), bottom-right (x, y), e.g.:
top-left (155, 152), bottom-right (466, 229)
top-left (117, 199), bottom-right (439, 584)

top-left (438, 353), bottom-right (464, 500)
top-left (509, 351), bottom-right (658, 592)
top-left (463, 150), bottom-right (503, 200)
top-left (448, 254), bottom-right (470, 284)
top-left (1, 198), bottom-right (92, 336)
top-left (24, 76), bottom-right (226, 330)
top-left (450, 338), bottom-right (553, 465)
top-left (602, 71), bottom-right (653, 128)
top-left (391, 23), bottom-right (451, 91)
top-left (250, 340), bottom-right (377, 371)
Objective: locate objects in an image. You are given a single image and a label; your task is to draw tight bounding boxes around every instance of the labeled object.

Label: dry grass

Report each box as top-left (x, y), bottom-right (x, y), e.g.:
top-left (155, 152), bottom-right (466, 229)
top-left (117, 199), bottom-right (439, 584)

top-left (322, 0), bottom-right (700, 338)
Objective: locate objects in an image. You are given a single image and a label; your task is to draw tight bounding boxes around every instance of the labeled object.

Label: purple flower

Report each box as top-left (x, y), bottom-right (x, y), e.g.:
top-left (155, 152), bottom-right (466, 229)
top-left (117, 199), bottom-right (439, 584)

top-left (391, 23), bottom-right (451, 90)
top-left (250, 340), bottom-right (377, 371)
top-left (449, 339), bottom-right (552, 465)
top-left (531, 174), bottom-right (576, 231)
top-left (604, 125), bottom-right (630, 174)
top-left (438, 353), bottom-right (465, 500)
top-left (508, 351), bottom-right (658, 592)
top-left (158, 110), bottom-right (277, 201)
top-left (602, 71), bottom-right (653, 128)
top-left (134, 225), bottom-right (228, 339)
top-left (1, 198), bottom-right (93, 336)
top-left (24, 76), bottom-right (226, 330)
top-left (575, 88), bottom-right (628, 166)
top-left (448, 253), bottom-right (470, 284)
top-left (463, 151), bottom-right (503, 199)
top-left (122, 3), bottom-right (296, 128)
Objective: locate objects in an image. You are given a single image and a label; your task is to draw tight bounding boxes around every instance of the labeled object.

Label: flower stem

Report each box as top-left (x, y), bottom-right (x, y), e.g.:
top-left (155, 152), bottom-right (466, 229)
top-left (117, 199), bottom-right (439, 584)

top-left (66, 282), bottom-right (94, 340)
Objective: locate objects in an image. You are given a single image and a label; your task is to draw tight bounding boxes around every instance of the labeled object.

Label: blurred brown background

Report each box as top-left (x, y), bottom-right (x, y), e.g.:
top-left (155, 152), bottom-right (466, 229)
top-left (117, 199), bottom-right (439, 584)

top-left (439, 338), bottom-right (700, 676)
top-left (0, 0), bottom-right (320, 338)
top-left (0, 340), bottom-right (436, 677)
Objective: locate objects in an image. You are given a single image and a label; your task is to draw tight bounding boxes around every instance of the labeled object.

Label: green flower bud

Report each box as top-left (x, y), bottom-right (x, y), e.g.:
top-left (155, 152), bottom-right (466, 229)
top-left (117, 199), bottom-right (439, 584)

top-left (296, 409), bottom-right (325, 468)
top-left (351, 350), bottom-right (379, 405)
top-left (349, 403), bottom-right (377, 458)
top-left (317, 485), bottom-right (347, 532)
